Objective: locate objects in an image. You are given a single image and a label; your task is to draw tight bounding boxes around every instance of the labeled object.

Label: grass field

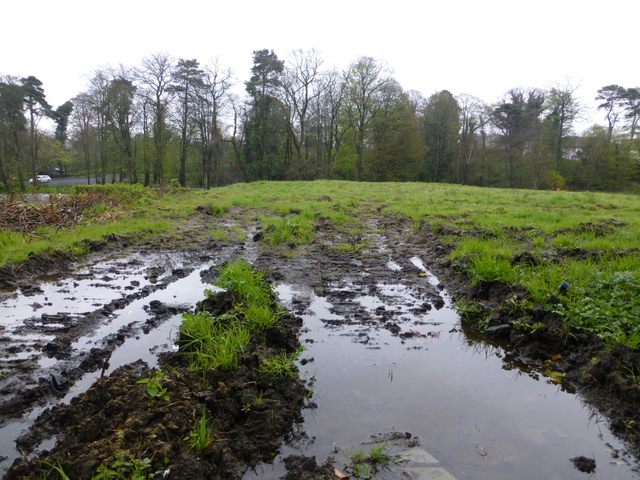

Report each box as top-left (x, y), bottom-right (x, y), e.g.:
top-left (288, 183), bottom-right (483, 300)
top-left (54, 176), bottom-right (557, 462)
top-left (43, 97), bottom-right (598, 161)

top-left (2, 181), bottom-right (639, 350)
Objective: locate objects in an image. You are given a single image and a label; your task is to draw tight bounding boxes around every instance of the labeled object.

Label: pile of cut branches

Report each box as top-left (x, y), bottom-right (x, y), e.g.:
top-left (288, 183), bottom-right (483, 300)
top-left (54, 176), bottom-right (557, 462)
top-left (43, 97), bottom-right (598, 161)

top-left (0, 194), bottom-right (96, 236)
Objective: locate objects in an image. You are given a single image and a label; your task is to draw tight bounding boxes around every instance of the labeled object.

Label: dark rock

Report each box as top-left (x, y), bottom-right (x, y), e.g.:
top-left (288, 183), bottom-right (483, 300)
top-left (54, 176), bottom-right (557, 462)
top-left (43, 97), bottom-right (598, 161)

top-left (42, 342), bottom-right (60, 353)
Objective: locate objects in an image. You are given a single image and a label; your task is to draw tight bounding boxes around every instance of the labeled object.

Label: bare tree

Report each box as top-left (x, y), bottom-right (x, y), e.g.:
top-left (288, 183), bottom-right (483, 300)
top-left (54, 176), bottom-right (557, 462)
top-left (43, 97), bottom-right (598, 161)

top-left (405, 89), bottom-right (426, 117)
top-left (136, 52), bottom-right (175, 185)
top-left (281, 48), bottom-right (326, 179)
top-left (343, 57), bottom-right (390, 181)
top-left (309, 69), bottom-right (346, 178)
top-left (456, 94), bottom-right (488, 185)
top-left (69, 92), bottom-right (96, 184)
top-left (193, 59), bottom-right (234, 188)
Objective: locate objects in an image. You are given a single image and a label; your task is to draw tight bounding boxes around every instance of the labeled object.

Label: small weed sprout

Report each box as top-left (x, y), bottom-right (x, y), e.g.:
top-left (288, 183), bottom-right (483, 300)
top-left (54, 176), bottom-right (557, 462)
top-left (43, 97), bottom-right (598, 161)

top-left (40, 461), bottom-right (70, 480)
top-left (136, 370), bottom-right (170, 402)
top-left (257, 348), bottom-right (303, 379)
top-left (511, 320), bottom-right (546, 334)
top-left (92, 452), bottom-right (156, 480)
top-left (346, 443), bottom-right (405, 479)
top-left (186, 410), bottom-right (215, 455)
top-left (252, 390), bottom-right (265, 404)
top-left (505, 295), bottom-right (533, 315)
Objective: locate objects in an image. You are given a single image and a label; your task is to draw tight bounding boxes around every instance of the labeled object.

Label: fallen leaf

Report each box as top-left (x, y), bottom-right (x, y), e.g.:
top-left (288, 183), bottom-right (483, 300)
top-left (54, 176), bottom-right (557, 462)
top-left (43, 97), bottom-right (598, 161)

top-left (334, 468), bottom-right (350, 478)
top-left (541, 369), bottom-right (566, 384)
top-left (550, 354), bottom-right (562, 360)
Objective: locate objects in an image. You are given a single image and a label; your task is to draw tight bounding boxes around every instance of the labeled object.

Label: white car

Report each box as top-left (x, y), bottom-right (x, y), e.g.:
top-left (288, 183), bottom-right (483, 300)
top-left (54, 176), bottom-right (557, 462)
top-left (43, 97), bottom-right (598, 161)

top-left (29, 175), bottom-right (52, 184)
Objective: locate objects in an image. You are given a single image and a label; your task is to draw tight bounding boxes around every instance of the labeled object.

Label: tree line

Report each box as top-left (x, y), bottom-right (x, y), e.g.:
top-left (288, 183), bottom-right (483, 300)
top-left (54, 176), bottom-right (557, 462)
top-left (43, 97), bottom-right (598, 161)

top-left (1, 49), bottom-right (639, 192)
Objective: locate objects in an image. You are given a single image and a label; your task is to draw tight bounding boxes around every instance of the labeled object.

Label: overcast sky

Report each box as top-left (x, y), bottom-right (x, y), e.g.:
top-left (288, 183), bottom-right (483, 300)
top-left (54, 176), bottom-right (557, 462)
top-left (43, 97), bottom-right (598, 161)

top-left (3, 0), bottom-right (638, 132)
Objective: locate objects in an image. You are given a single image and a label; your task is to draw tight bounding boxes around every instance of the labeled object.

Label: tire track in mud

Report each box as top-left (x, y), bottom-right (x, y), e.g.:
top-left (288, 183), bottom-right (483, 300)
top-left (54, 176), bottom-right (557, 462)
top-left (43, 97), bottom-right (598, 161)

top-left (0, 243), bottom-right (253, 472)
top-left (1, 208), bottom-right (640, 479)
top-left (248, 213), bottom-right (640, 479)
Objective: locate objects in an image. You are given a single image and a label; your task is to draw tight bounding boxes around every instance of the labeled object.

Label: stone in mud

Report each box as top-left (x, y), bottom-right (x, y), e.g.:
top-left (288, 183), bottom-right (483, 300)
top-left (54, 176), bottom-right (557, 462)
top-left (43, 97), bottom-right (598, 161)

top-left (42, 342), bottom-right (60, 353)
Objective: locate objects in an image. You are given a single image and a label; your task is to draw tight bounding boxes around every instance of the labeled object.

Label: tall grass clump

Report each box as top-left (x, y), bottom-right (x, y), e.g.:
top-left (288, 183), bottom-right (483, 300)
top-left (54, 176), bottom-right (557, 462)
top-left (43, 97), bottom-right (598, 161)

top-left (180, 259), bottom-right (283, 375)
top-left (469, 254), bottom-right (518, 285)
top-left (180, 311), bottom-right (252, 372)
top-left (186, 410), bottom-right (216, 455)
top-left (213, 259), bottom-right (274, 309)
top-left (261, 214), bottom-right (315, 246)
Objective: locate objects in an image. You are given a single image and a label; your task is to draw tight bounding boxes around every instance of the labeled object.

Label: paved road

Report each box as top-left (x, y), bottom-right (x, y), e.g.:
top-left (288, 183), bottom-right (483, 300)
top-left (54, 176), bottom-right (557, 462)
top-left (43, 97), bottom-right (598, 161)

top-left (49, 175), bottom-right (115, 186)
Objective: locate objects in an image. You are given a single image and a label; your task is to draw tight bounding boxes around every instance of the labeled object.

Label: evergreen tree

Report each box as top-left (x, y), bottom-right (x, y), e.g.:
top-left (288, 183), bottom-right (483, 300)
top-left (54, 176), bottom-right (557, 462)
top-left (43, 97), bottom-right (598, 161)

top-left (21, 76), bottom-right (50, 184)
top-left (244, 49), bottom-right (286, 180)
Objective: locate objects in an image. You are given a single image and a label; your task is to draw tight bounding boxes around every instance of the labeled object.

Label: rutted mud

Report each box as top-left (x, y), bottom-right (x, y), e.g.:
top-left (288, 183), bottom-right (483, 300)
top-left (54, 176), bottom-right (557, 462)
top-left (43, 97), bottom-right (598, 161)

top-left (0, 205), bottom-right (639, 479)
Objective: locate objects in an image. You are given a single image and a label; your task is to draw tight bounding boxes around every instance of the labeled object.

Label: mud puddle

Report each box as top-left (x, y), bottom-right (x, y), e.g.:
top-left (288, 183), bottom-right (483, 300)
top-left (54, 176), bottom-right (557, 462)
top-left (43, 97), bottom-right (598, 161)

top-left (0, 249), bottom-right (223, 474)
top-left (246, 257), bottom-right (638, 480)
top-left (2, 237), bottom-right (640, 479)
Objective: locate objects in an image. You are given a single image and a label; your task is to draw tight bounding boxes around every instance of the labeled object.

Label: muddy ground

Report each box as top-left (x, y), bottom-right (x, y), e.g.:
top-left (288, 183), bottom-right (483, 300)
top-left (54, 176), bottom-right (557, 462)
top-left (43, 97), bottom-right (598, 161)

top-left (1, 201), bottom-right (639, 478)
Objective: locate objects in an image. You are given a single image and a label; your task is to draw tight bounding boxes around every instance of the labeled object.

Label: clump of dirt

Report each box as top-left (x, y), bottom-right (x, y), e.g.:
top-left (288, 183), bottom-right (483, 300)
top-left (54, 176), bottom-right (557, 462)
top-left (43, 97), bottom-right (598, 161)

top-left (571, 455), bottom-right (597, 473)
top-left (4, 291), bottom-right (308, 480)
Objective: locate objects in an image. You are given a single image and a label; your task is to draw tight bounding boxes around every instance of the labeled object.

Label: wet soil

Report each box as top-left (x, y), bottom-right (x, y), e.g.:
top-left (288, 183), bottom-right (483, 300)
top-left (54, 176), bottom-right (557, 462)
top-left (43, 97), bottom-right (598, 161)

top-left (1, 202), bottom-right (640, 478)
top-left (4, 291), bottom-right (308, 480)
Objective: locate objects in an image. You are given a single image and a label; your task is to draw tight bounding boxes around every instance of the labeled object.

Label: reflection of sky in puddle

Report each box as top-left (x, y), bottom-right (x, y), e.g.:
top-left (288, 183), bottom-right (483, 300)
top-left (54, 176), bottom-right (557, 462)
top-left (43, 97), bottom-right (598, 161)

top-left (410, 255), bottom-right (441, 287)
top-left (0, 255), bottom-right (215, 472)
top-left (270, 265), bottom-right (637, 480)
top-left (0, 252), bottom-right (200, 333)
top-left (386, 260), bottom-right (402, 271)
top-left (1, 265), bottom-right (147, 332)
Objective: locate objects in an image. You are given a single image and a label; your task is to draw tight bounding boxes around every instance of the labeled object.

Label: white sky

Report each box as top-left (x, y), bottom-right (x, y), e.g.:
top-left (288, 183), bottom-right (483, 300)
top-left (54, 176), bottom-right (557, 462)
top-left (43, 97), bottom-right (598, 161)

top-left (2, 0), bottom-right (638, 132)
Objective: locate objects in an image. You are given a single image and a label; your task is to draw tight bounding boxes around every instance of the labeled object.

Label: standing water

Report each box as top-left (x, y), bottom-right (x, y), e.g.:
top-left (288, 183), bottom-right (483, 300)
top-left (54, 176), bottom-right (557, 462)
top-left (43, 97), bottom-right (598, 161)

top-left (0, 248), bottom-right (637, 479)
top-left (246, 257), bottom-right (638, 480)
top-left (0, 250), bottom-right (222, 474)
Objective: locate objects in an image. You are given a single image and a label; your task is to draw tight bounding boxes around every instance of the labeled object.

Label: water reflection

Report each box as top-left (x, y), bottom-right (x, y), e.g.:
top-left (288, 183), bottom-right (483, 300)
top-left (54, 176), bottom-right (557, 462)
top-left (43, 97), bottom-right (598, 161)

top-left (261, 274), bottom-right (639, 480)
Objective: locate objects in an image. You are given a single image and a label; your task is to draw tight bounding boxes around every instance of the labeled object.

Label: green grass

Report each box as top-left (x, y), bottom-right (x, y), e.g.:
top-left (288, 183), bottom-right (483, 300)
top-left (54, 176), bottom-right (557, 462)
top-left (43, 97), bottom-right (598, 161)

top-left (180, 259), bottom-right (288, 375)
top-left (346, 443), bottom-right (405, 479)
top-left (212, 259), bottom-right (274, 309)
top-left (3, 180), bottom-right (640, 351)
top-left (261, 214), bottom-right (315, 246)
top-left (553, 271), bottom-right (640, 349)
top-left (180, 311), bottom-right (252, 372)
top-left (185, 410), bottom-right (216, 455)
top-left (256, 348), bottom-right (303, 379)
